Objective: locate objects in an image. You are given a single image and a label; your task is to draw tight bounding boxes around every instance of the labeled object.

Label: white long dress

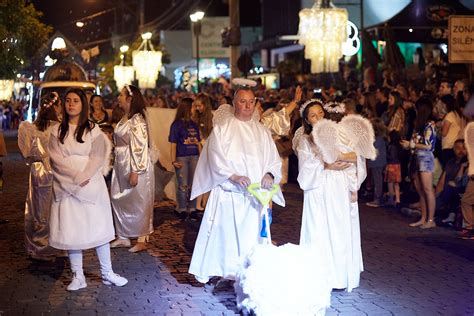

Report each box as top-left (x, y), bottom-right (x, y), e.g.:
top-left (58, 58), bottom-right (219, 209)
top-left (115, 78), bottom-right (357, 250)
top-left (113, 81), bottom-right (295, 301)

top-left (312, 116), bottom-right (374, 292)
top-left (189, 105), bottom-right (285, 283)
top-left (110, 113), bottom-right (154, 238)
top-left (48, 124), bottom-right (115, 250)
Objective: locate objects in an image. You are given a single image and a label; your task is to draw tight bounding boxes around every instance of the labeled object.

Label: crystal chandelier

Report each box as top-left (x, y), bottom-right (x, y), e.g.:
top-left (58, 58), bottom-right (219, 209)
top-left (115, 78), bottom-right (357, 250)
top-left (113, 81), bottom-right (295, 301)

top-left (0, 80), bottom-right (14, 101)
top-left (132, 32), bottom-right (162, 89)
top-left (298, 0), bottom-right (348, 73)
top-left (114, 65), bottom-right (134, 90)
top-left (114, 45), bottom-right (134, 90)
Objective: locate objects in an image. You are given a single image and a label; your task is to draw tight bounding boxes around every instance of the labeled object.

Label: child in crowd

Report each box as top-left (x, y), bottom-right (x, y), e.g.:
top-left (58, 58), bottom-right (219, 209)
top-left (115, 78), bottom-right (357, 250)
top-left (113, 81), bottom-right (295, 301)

top-left (385, 130), bottom-right (403, 208)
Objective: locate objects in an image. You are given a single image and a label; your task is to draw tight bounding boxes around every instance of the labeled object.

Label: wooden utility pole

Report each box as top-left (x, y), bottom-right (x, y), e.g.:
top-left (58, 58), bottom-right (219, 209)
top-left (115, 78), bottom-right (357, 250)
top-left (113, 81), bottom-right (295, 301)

top-left (229, 0), bottom-right (240, 80)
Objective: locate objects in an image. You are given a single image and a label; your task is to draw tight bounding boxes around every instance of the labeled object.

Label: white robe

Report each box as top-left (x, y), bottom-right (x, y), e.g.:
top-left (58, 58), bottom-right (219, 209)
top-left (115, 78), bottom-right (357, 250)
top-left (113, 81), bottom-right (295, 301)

top-left (48, 124), bottom-right (115, 250)
top-left (312, 122), bottom-right (366, 292)
top-left (189, 116), bottom-right (285, 283)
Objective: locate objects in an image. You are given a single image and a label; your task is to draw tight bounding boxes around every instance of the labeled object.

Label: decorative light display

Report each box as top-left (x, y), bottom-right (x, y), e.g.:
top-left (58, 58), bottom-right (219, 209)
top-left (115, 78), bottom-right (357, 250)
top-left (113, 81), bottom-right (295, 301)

top-left (114, 65), bottom-right (134, 90)
top-left (0, 80), bottom-right (14, 101)
top-left (298, 0), bottom-right (348, 73)
top-left (132, 32), bottom-right (162, 89)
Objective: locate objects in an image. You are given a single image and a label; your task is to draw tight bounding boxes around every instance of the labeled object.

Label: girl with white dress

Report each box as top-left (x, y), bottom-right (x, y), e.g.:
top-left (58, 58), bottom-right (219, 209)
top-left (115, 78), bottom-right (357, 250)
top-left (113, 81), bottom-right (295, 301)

top-left (48, 88), bottom-right (127, 291)
top-left (110, 85), bottom-right (155, 253)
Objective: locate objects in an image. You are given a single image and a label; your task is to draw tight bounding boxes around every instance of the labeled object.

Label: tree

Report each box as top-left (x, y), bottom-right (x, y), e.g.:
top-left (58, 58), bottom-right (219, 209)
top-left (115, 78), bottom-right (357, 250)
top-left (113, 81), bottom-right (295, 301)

top-left (0, 0), bottom-right (52, 78)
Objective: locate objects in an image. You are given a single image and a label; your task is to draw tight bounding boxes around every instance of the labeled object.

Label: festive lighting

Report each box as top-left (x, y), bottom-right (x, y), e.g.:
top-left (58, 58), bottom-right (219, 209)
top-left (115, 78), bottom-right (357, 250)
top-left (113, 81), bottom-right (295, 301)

top-left (51, 37), bottom-right (67, 50)
top-left (132, 32), bottom-right (162, 89)
top-left (114, 65), bottom-right (135, 90)
top-left (298, 0), bottom-right (348, 73)
top-left (190, 11), bottom-right (205, 22)
top-left (76, 21), bottom-right (84, 28)
top-left (0, 80), bottom-right (14, 101)
top-left (120, 45), bottom-right (129, 53)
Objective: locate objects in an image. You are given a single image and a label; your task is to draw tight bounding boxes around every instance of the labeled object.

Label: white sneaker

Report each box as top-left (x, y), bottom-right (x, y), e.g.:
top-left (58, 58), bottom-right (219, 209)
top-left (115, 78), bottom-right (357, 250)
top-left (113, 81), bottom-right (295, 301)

top-left (110, 238), bottom-right (131, 248)
top-left (67, 273), bottom-right (87, 291)
top-left (102, 272), bottom-right (128, 287)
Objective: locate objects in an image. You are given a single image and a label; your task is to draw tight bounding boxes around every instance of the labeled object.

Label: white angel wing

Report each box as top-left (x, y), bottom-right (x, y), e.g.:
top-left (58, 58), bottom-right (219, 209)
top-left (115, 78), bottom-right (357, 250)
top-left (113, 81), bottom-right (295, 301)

top-left (312, 119), bottom-right (340, 164)
top-left (213, 103), bottom-right (260, 126)
top-left (340, 114), bottom-right (377, 160)
top-left (213, 104), bottom-right (235, 126)
top-left (464, 122), bottom-right (474, 162)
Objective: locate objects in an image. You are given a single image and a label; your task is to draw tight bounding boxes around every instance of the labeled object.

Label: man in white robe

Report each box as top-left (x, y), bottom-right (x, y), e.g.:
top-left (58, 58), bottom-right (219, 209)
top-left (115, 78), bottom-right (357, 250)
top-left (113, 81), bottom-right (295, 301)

top-left (189, 87), bottom-right (285, 283)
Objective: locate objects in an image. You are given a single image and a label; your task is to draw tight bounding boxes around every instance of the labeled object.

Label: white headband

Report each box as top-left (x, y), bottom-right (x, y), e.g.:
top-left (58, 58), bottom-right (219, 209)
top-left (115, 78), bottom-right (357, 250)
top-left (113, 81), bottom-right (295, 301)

top-left (232, 78), bottom-right (257, 88)
top-left (125, 85), bottom-right (133, 96)
top-left (323, 101), bottom-right (346, 114)
top-left (299, 98), bottom-right (323, 117)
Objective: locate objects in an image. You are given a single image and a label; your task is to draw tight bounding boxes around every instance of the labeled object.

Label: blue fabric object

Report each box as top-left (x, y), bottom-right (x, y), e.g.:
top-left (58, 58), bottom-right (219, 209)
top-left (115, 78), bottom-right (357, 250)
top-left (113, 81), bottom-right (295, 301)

top-left (260, 208), bottom-right (272, 238)
top-left (168, 120), bottom-right (201, 157)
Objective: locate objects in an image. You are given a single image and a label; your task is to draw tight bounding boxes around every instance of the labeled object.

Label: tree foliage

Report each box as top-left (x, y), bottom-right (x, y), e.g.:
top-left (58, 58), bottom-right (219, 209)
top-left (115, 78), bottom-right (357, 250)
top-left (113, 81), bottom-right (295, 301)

top-left (0, 0), bottom-right (52, 78)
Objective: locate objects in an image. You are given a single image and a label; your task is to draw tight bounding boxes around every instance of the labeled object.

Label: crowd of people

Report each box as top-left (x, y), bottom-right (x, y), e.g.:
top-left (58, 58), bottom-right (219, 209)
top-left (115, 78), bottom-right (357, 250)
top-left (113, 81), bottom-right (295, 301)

top-left (2, 68), bottom-right (473, 312)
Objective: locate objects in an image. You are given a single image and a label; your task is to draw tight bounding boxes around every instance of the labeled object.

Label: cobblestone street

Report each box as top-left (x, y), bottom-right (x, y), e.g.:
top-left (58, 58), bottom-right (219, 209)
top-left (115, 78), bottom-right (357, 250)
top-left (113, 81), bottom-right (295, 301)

top-left (0, 130), bottom-right (473, 316)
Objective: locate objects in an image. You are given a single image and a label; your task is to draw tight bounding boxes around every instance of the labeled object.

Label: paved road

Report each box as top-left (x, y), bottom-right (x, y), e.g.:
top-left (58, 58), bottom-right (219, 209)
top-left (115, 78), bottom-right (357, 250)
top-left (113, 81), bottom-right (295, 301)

top-left (0, 130), bottom-right (473, 316)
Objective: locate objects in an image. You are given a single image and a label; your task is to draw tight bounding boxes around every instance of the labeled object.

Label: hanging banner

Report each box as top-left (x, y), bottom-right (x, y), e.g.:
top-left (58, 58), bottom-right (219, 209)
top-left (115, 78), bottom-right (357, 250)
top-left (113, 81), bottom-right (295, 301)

top-left (449, 15), bottom-right (474, 63)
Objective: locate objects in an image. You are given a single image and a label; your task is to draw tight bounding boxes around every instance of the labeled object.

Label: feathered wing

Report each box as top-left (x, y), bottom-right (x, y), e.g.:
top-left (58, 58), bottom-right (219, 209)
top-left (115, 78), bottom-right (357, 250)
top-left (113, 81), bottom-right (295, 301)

top-left (213, 104), bottom-right (235, 127)
top-left (312, 119), bottom-right (340, 164)
top-left (213, 104), bottom-right (260, 127)
top-left (340, 114), bottom-right (377, 160)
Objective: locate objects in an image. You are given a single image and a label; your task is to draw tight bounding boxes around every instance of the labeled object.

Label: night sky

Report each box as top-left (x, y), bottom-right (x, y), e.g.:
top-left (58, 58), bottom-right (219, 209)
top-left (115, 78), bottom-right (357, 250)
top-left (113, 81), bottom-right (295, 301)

top-left (31, 0), bottom-right (260, 50)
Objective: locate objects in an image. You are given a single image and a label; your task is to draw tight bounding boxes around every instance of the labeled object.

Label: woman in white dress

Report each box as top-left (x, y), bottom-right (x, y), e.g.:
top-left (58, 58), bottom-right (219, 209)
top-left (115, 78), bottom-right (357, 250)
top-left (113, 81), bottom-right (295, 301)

top-left (48, 88), bottom-right (127, 291)
top-left (110, 85), bottom-right (154, 253)
top-left (18, 92), bottom-right (62, 260)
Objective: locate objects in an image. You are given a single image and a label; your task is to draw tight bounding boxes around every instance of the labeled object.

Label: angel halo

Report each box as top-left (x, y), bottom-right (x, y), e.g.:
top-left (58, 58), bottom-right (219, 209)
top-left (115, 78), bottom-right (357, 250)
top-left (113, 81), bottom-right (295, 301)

top-left (299, 99), bottom-right (323, 117)
top-left (231, 78), bottom-right (257, 88)
top-left (323, 101), bottom-right (346, 114)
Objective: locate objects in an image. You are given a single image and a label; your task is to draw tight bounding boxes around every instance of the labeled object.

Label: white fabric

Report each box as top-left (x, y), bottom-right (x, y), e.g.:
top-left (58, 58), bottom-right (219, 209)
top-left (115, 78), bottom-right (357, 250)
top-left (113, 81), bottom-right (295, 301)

top-left (147, 107), bottom-right (177, 200)
top-left (310, 120), bottom-right (364, 292)
top-left (48, 124), bottom-right (115, 250)
top-left (189, 115), bottom-right (285, 283)
top-left (260, 107), bottom-right (291, 136)
top-left (235, 243), bottom-right (332, 316)
top-left (68, 243), bottom-right (112, 276)
top-left (442, 111), bottom-right (467, 149)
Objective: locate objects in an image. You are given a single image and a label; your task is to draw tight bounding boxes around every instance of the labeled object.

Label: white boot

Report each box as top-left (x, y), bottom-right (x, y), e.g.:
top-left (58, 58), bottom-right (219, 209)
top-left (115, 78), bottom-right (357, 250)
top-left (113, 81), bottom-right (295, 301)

top-left (67, 273), bottom-right (87, 291)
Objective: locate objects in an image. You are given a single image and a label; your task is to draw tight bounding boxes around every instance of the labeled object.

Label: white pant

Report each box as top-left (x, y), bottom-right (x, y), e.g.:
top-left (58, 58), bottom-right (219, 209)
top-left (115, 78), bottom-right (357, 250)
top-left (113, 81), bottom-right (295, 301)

top-left (68, 243), bottom-right (112, 276)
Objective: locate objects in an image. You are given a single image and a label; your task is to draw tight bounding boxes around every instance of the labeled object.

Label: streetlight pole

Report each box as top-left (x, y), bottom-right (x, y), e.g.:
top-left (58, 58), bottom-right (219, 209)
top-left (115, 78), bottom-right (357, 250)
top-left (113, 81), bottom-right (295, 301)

top-left (190, 11), bottom-right (205, 92)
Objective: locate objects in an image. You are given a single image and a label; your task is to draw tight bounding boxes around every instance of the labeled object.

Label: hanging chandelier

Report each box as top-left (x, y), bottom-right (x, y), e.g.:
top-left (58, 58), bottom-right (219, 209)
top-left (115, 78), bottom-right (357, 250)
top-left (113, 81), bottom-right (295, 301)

top-left (114, 45), bottom-right (135, 90)
top-left (298, 0), bottom-right (348, 73)
top-left (0, 80), bottom-right (14, 101)
top-left (132, 32), bottom-right (162, 89)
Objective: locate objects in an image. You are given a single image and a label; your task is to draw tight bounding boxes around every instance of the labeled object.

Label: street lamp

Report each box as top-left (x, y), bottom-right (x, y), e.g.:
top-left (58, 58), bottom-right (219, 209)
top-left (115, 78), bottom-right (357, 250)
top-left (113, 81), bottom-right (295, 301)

top-left (190, 10), bottom-right (205, 92)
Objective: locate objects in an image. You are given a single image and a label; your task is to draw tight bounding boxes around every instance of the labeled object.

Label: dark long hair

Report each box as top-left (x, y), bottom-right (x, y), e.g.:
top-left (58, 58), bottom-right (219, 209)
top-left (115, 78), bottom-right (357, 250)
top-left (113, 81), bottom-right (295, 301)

top-left (35, 92), bottom-right (59, 132)
top-left (302, 100), bottom-right (324, 135)
top-left (389, 91), bottom-right (403, 118)
top-left (58, 88), bottom-right (93, 144)
top-left (441, 94), bottom-right (464, 118)
top-left (174, 98), bottom-right (194, 128)
top-left (192, 93), bottom-right (213, 139)
top-left (124, 85), bottom-right (147, 119)
top-left (414, 97), bottom-right (433, 134)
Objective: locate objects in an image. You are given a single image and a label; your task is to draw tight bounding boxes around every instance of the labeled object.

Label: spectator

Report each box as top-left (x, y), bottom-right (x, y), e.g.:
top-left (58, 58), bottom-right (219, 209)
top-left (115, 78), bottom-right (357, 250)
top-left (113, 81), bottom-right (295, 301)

top-left (441, 94), bottom-right (467, 167)
top-left (366, 118), bottom-right (388, 208)
top-left (385, 130), bottom-right (403, 208)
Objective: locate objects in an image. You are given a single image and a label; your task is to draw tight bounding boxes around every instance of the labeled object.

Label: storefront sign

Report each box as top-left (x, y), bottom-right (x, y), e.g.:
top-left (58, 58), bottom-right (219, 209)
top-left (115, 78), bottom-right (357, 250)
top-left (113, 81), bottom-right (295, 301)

top-left (449, 16), bottom-right (474, 63)
top-left (192, 17), bottom-right (230, 58)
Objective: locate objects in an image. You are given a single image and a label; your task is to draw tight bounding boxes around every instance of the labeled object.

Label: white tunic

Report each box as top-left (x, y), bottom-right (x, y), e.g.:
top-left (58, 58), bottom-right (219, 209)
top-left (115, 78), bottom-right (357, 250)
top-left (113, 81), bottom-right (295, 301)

top-left (189, 114), bottom-right (285, 283)
top-left (48, 124), bottom-right (115, 250)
